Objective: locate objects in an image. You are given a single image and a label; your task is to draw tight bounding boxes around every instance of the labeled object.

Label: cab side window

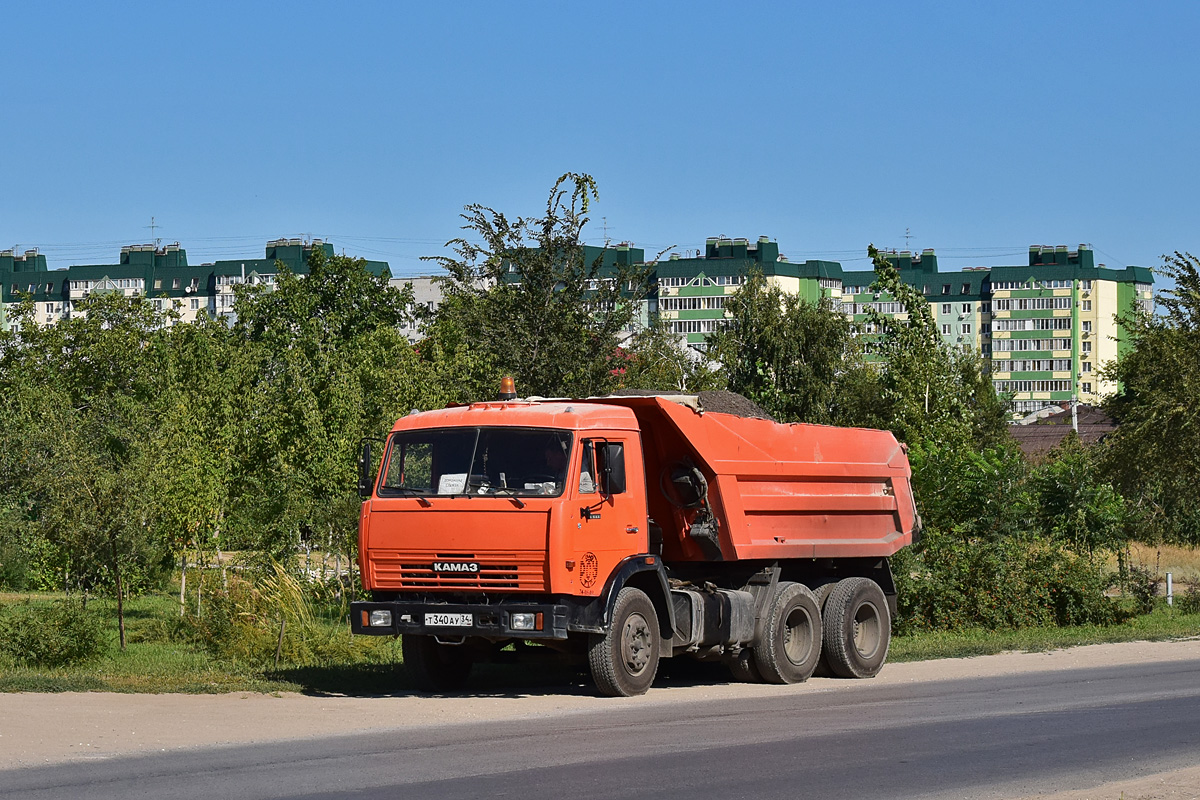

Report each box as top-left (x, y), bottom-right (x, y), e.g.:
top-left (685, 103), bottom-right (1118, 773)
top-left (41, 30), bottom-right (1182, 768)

top-left (578, 440), bottom-right (597, 494)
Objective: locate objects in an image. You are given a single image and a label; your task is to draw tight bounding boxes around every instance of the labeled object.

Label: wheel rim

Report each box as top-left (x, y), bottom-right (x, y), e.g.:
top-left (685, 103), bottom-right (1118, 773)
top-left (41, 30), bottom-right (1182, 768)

top-left (622, 612), bottom-right (653, 675)
top-left (852, 601), bottom-right (882, 658)
top-left (782, 606), bottom-right (815, 666)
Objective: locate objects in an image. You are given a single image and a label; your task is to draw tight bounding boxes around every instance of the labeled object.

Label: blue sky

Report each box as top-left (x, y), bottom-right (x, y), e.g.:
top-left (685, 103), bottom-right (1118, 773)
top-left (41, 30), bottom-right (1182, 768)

top-left (3, 2), bottom-right (1197, 278)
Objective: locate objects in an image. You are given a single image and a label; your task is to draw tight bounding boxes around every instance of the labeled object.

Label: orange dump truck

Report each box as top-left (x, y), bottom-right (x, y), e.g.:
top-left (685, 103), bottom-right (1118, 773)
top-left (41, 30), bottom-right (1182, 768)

top-left (351, 391), bottom-right (919, 696)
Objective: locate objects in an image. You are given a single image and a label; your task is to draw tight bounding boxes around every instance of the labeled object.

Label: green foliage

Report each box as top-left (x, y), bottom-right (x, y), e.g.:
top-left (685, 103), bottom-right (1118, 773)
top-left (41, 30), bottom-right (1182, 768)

top-left (0, 599), bottom-right (105, 667)
top-left (893, 528), bottom-right (1118, 634)
top-left (1029, 434), bottom-right (1127, 552)
top-left (173, 568), bottom-right (391, 667)
top-left (707, 270), bottom-right (871, 424)
top-left (1176, 585), bottom-right (1200, 615)
top-left (907, 440), bottom-right (1032, 540)
top-left (228, 250), bottom-right (440, 559)
top-left (1102, 251), bottom-right (1200, 545)
top-left (619, 319), bottom-right (724, 393)
top-left (861, 245), bottom-right (1009, 449)
top-left (420, 173), bottom-right (653, 399)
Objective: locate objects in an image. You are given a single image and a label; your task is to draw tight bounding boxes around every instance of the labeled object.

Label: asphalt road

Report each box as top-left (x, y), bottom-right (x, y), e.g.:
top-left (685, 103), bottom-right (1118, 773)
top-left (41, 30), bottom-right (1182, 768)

top-left (4, 658), bottom-right (1199, 800)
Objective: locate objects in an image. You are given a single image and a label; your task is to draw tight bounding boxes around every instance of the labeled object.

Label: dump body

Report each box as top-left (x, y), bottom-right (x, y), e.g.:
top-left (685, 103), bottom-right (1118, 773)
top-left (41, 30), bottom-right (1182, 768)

top-left (592, 395), bottom-right (918, 562)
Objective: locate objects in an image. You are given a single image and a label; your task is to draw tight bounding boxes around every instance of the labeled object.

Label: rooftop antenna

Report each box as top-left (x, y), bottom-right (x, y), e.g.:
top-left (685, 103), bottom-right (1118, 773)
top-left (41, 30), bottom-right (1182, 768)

top-left (146, 216), bottom-right (161, 248)
top-left (602, 217), bottom-right (611, 247)
top-left (904, 227), bottom-right (912, 249)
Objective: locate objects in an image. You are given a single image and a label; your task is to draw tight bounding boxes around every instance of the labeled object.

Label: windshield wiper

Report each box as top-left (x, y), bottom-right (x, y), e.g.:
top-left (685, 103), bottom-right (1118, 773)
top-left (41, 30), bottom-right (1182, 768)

top-left (490, 487), bottom-right (527, 508)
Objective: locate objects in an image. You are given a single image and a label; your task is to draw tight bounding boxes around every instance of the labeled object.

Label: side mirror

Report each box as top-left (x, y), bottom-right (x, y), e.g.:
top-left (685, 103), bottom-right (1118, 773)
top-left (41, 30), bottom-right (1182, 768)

top-left (598, 442), bottom-right (626, 496)
top-left (357, 440), bottom-right (374, 499)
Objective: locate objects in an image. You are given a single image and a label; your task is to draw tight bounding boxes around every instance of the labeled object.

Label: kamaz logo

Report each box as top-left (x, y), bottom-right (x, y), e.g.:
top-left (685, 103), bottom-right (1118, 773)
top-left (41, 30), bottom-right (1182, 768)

top-left (433, 561), bottom-right (480, 573)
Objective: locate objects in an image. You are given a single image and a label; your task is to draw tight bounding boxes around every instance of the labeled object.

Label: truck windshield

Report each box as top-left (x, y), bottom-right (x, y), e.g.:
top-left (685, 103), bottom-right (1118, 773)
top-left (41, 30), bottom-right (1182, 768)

top-left (379, 428), bottom-right (573, 498)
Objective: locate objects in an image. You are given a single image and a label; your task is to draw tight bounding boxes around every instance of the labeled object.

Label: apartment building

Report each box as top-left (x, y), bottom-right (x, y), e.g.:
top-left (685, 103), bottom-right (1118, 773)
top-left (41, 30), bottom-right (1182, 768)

top-left (0, 240), bottom-right (390, 329)
top-left (655, 236), bottom-right (842, 346)
top-left (650, 239), bottom-right (1152, 411)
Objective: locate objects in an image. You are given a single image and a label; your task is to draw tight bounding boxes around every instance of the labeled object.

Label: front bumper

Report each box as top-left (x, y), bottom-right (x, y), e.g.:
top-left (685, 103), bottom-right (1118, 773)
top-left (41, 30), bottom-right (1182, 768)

top-left (350, 600), bottom-right (571, 640)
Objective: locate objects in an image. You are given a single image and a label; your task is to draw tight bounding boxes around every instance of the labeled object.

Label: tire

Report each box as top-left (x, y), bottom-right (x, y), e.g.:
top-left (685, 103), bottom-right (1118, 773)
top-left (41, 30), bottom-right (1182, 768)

top-left (402, 634), bottom-right (473, 691)
top-left (725, 647), bottom-right (764, 683)
top-left (811, 582), bottom-right (838, 677)
top-left (814, 581), bottom-right (838, 613)
top-left (588, 587), bottom-right (660, 697)
top-left (822, 577), bottom-right (890, 679)
top-left (753, 582), bottom-right (822, 684)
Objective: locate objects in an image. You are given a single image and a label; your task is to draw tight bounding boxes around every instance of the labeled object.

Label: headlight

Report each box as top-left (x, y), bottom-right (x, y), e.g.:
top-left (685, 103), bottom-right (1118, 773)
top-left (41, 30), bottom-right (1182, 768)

top-left (369, 610), bottom-right (393, 627)
top-left (510, 613), bottom-right (536, 631)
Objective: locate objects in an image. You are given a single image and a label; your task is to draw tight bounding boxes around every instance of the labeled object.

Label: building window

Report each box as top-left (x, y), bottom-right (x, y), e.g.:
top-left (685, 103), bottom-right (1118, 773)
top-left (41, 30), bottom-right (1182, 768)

top-left (1082, 382), bottom-right (1092, 393)
top-left (981, 301), bottom-right (991, 312)
top-left (962, 323), bottom-right (972, 334)
top-left (1082, 341), bottom-right (1092, 353)
top-left (1082, 361), bottom-right (1092, 373)
top-left (1082, 321), bottom-right (1092, 333)
top-left (942, 284), bottom-right (951, 295)
top-left (1082, 300), bottom-right (1092, 311)
top-left (941, 324), bottom-right (951, 335)
top-left (961, 283), bottom-right (971, 295)
top-left (961, 303), bottom-right (971, 314)
top-left (941, 303), bottom-right (951, 315)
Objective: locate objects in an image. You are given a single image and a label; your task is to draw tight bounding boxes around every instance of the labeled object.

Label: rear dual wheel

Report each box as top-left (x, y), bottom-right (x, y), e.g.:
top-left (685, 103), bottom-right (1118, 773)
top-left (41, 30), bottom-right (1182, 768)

top-left (821, 577), bottom-right (890, 678)
top-left (753, 582), bottom-right (822, 684)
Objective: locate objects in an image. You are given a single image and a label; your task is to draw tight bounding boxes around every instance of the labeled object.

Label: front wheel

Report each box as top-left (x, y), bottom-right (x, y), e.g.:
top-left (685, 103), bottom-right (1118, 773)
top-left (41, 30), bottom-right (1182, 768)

top-left (588, 587), bottom-right (660, 696)
top-left (402, 634), bottom-right (473, 692)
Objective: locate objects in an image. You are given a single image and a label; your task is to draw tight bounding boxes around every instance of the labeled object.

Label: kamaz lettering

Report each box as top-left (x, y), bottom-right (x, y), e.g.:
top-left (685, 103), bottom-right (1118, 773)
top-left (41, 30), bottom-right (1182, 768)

top-left (433, 562), bottom-right (480, 573)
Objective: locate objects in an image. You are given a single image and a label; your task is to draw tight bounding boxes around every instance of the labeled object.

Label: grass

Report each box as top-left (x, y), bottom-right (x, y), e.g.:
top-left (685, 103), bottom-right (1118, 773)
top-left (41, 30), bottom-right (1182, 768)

top-left (1, 589), bottom-right (1198, 694)
top-left (1125, 542), bottom-right (1200, 588)
top-left (890, 605), bottom-right (1200, 662)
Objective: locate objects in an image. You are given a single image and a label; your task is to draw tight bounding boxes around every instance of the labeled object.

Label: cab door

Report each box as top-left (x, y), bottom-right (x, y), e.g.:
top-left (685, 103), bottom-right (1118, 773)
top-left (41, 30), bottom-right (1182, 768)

top-left (570, 435), bottom-right (647, 596)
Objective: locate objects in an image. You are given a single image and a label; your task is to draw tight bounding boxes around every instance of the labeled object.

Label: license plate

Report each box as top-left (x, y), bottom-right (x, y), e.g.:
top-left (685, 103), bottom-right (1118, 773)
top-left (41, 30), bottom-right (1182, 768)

top-left (425, 612), bottom-right (472, 627)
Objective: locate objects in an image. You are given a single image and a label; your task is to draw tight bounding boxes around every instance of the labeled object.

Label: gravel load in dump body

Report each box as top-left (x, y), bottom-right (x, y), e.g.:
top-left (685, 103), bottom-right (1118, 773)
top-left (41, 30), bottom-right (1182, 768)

top-left (607, 389), bottom-right (776, 422)
top-left (697, 390), bottom-right (776, 421)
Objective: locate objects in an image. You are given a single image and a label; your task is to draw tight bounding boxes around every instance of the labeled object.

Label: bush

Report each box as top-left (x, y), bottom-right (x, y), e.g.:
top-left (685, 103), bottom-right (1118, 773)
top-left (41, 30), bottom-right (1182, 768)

top-left (172, 566), bottom-right (389, 668)
top-left (0, 600), bottom-right (105, 667)
top-left (893, 528), bottom-right (1118, 634)
top-left (1121, 564), bottom-right (1160, 615)
top-left (1175, 585), bottom-right (1200, 615)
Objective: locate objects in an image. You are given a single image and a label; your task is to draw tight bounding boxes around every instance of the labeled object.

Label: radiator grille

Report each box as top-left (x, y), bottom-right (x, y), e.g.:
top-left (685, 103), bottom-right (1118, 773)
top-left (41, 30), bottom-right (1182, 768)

top-left (370, 551), bottom-right (547, 591)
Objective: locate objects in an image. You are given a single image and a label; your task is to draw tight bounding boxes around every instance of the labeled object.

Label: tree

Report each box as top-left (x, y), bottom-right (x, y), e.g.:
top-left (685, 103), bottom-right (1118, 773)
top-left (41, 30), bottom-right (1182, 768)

top-left (1102, 251), bottom-right (1200, 544)
top-left (229, 250), bottom-right (438, 561)
top-left (0, 293), bottom-right (178, 646)
top-left (619, 320), bottom-right (724, 393)
top-left (1030, 434), bottom-right (1126, 553)
top-left (706, 270), bottom-right (872, 424)
top-left (861, 245), bottom-right (1009, 449)
top-left (420, 173), bottom-right (653, 399)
